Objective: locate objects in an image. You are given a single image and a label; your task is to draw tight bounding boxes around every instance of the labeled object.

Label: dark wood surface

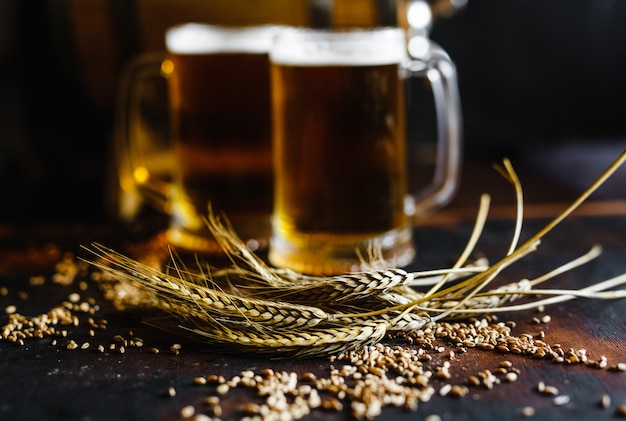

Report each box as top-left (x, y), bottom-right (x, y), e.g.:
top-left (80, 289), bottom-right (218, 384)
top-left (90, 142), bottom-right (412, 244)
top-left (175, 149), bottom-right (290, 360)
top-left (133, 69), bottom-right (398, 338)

top-left (1, 152), bottom-right (625, 421)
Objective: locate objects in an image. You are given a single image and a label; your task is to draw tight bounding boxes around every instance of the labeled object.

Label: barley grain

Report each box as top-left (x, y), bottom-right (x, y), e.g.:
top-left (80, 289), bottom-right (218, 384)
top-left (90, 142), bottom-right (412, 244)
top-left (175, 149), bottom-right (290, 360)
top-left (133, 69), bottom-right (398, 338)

top-left (499, 360), bottom-right (513, 369)
top-left (439, 384), bottom-right (451, 396)
top-left (553, 395), bottom-right (569, 406)
top-left (448, 385), bottom-right (469, 398)
top-left (536, 381), bottom-right (545, 393)
top-left (599, 394), bottom-right (611, 409)
top-left (180, 405), bottom-right (195, 418)
top-left (542, 385), bottom-right (559, 396)
top-left (204, 396), bottom-right (219, 405)
top-left (521, 406), bottom-right (535, 417)
top-left (505, 372), bottom-right (518, 382)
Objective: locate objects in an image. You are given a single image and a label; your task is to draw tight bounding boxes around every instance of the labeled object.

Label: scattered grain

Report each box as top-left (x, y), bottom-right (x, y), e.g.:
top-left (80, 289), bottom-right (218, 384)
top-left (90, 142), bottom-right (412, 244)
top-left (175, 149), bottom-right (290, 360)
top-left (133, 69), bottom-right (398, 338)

top-left (466, 375), bottom-right (481, 387)
top-left (208, 404), bottom-right (222, 417)
top-left (203, 396), bottom-right (219, 405)
top-left (449, 385), bottom-right (469, 398)
top-left (499, 360), bottom-right (513, 369)
top-left (505, 372), bottom-right (518, 382)
top-left (191, 415), bottom-right (212, 421)
top-left (536, 381), bottom-right (545, 393)
top-left (521, 406), bottom-right (535, 417)
top-left (439, 384), bottom-right (452, 396)
top-left (553, 395), bottom-right (570, 406)
top-left (598, 394), bottom-right (611, 409)
top-left (542, 385), bottom-right (559, 396)
top-left (180, 405), bottom-right (195, 418)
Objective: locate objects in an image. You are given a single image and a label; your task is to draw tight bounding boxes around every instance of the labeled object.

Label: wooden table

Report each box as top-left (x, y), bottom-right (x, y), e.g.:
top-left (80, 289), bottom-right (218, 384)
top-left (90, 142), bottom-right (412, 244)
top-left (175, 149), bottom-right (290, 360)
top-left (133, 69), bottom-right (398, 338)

top-left (1, 150), bottom-right (625, 421)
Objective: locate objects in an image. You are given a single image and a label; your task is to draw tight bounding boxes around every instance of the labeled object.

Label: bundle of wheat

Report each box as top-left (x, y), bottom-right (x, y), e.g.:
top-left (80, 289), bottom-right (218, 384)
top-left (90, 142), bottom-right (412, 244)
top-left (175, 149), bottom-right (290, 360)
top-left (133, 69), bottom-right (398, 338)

top-left (85, 152), bottom-right (626, 358)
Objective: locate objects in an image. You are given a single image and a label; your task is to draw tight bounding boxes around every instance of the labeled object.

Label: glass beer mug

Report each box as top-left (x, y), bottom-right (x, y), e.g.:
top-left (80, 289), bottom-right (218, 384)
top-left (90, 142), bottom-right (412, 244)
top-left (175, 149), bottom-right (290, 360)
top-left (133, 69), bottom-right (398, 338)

top-left (268, 27), bottom-right (462, 275)
top-left (116, 23), bottom-right (276, 254)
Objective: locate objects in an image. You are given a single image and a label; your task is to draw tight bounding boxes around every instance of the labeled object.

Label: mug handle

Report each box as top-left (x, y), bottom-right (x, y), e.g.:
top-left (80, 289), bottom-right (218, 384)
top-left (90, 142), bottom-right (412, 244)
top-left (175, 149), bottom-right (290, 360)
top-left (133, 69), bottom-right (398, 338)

top-left (404, 39), bottom-right (462, 218)
top-left (113, 52), bottom-right (173, 223)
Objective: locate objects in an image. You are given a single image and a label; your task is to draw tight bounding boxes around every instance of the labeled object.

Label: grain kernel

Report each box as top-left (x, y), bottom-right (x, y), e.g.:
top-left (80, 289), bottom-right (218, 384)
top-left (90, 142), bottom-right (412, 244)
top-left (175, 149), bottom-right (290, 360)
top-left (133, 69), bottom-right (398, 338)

top-left (193, 377), bottom-right (207, 385)
top-left (599, 394), bottom-right (611, 409)
top-left (180, 405), bottom-right (195, 418)
top-left (553, 395), bottom-right (570, 406)
top-left (204, 396), bottom-right (219, 405)
top-left (505, 372), bottom-right (518, 382)
top-left (521, 406), bottom-right (535, 417)
top-left (542, 385), bottom-right (559, 396)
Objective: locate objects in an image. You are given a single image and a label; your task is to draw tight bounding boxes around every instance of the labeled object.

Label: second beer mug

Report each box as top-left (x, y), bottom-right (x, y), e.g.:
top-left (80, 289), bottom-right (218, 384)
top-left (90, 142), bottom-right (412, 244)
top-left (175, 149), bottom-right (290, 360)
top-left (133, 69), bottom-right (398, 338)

top-left (117, 23), bottom-right (275, 253)
top-left (268, 27), bottom-right (462, 275)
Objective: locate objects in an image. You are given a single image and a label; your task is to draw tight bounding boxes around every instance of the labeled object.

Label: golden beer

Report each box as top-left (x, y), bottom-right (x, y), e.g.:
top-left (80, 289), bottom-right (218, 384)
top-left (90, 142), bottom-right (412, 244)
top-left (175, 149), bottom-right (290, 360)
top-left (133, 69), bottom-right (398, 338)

top-left (269, 29), bottom-right (415, 274)
top-left (164, 25), bottom-right (275, 251)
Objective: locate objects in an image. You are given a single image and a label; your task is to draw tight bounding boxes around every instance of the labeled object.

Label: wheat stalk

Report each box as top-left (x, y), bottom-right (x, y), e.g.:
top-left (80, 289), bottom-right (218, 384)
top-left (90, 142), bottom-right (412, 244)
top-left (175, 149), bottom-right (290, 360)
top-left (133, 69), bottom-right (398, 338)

top-left (83, 151), bottom-right (626, 357)
top-left (89, 246), bottom-right (333, 329)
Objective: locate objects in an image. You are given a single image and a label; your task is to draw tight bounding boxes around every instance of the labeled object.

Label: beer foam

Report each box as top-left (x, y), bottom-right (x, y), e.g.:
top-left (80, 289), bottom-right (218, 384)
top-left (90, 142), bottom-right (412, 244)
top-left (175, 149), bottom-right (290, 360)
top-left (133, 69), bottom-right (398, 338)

top-left (166, 23), bottom-right (275, 54)
top-left (270, 28), bottom-right (408, 66)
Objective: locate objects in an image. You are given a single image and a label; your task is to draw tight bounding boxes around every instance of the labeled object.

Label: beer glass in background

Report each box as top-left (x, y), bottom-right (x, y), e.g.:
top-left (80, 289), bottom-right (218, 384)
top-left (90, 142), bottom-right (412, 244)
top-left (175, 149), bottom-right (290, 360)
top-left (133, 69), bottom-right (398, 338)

top-left (117, 24), bottom-right (275, 253)
top-left (269, 27), bottom-right (461, 275)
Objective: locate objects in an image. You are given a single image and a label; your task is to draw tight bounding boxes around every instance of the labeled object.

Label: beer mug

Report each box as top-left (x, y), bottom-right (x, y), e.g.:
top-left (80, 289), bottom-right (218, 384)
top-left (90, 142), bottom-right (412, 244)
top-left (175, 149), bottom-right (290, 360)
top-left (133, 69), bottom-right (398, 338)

top-left (268, 27), bottom-right (461, 275)
top-left (116, 24), bottom-right (276, 253)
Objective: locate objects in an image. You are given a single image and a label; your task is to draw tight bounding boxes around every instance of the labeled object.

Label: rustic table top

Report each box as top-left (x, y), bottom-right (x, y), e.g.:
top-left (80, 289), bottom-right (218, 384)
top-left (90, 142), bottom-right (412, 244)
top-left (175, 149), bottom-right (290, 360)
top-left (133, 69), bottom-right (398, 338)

top-left (1, 150), bottom-right (625, 421)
